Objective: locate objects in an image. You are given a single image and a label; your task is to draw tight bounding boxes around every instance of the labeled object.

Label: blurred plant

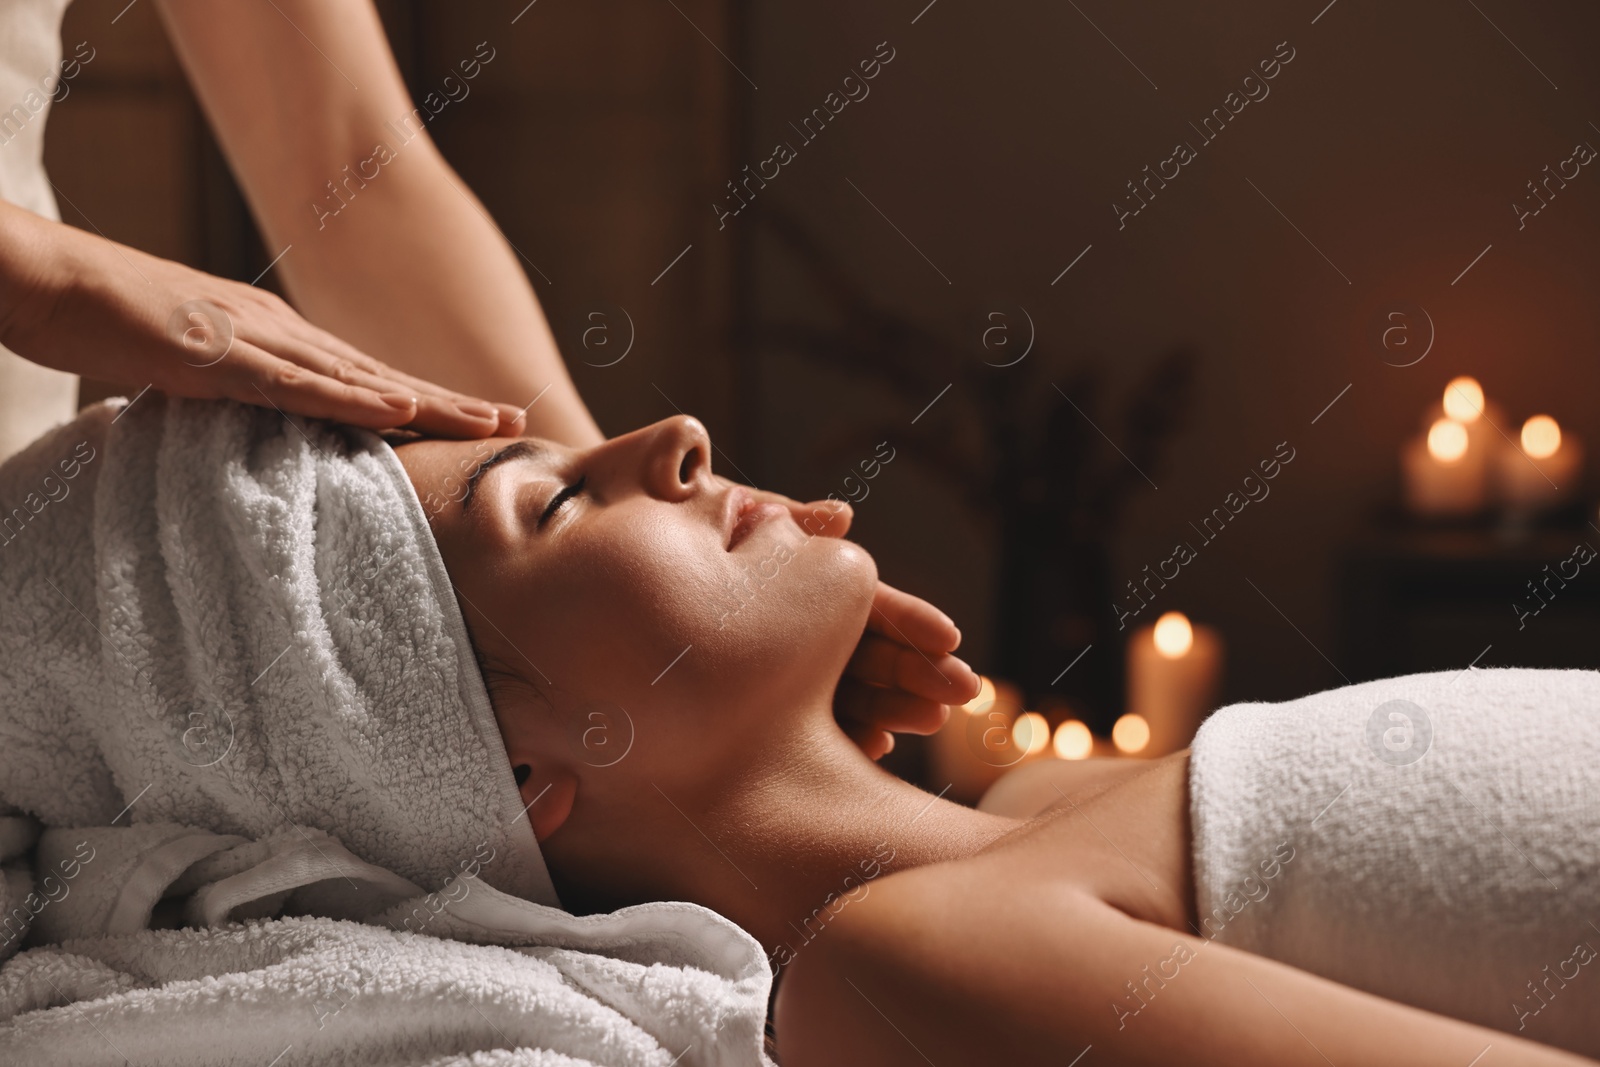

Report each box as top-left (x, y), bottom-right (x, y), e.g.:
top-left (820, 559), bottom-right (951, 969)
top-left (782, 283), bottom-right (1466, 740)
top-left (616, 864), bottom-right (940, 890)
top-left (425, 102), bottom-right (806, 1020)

top-left (753, 208), bottom-right (1194, 725)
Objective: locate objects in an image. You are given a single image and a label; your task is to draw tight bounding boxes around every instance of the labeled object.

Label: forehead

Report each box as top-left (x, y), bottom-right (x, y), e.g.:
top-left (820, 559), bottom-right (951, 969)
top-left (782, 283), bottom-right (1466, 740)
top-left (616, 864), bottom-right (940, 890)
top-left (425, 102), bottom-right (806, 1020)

top-left (392, 435), bottom-right (561, 509)
top-left (395, 435), bottom-right (555, 472)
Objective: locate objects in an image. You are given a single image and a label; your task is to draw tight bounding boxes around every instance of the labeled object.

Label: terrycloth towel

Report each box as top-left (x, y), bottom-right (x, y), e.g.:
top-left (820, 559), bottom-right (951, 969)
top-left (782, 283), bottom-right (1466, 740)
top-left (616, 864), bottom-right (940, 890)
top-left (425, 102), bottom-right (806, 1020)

top-left (0, 395), bottom-right (556, 907)
top-left (1189, 667), bottom-right (1600, 1058)
top-left (0, 813), bottom-right (776, 1066)
top-left (0, 395), bottom-right (779, 1063)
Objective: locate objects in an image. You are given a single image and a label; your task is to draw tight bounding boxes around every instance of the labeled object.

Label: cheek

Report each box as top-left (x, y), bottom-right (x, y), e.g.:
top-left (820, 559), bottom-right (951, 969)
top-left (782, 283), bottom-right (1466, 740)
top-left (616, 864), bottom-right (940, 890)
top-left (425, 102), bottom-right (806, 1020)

top-left (699, 526), bottom-right (878, 669)
top-left (527, 515), bottom-right (731, 689)
top-left (519, 518), bottom-right (879, 784)
top-left (534, 518), bottom-right (876, 702)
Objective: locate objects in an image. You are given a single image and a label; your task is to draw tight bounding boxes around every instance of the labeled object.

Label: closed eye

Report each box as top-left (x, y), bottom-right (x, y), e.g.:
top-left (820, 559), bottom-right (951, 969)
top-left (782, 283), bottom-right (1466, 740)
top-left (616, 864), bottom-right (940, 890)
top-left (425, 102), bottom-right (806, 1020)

top-left (539, 474), bottom-right (586, 529)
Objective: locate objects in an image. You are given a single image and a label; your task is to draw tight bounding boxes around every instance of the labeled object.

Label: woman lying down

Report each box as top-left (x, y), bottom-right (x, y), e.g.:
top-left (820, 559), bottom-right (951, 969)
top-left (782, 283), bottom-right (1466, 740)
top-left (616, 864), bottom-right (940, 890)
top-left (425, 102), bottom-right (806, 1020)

top-left (2, 395), bottom-right (1597, 1067)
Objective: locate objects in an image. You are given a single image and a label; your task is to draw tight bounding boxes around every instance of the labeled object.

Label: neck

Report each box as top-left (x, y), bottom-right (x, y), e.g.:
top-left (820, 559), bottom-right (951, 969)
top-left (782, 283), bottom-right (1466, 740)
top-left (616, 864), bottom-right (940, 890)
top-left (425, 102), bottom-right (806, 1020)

top-left (554, 705), bottom-right (1021, 963)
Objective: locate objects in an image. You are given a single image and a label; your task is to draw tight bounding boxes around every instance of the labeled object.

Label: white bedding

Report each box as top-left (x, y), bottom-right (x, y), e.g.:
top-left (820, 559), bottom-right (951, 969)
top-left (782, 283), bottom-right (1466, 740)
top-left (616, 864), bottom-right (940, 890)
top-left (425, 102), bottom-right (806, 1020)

top-left (0, 811), bottom-right (776, 1067)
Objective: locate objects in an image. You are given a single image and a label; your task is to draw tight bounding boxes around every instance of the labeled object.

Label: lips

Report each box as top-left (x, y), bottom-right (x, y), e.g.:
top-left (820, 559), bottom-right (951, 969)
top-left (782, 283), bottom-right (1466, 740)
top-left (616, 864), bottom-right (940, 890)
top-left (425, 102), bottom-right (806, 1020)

top-left (726, 488), bottom-right (786, 551)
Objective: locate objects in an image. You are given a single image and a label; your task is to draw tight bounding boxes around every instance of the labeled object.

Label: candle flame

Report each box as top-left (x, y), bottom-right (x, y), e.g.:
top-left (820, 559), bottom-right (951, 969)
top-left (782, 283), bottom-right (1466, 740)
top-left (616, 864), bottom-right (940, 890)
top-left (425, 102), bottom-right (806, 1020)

top-left (1112, 713), bottom-right (1150, 755)
top-left (1152, 612), bottom-right (1194, 658)
top-left (1426, 418), bottom-right (1469, 463)
top-left (1012, 711), bottom-right (1049, 755)
top-left (1053, 720), bottom-right (1094, 760)
top-left (1521, 415), bottom-right (1561, 460)
top-left (1442, 377), bottom-right (1485, 422)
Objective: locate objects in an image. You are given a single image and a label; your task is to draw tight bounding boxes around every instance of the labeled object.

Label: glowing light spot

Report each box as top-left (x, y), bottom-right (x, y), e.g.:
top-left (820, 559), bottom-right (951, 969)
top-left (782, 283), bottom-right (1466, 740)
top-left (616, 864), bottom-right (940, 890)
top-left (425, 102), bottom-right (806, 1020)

top-left (1053, 720), bottom-right (1093, 760)
top-left (1522, 415), bottom-right (1561, 460)
top-left (1152, 612), bottom-right (1194, 659)
top-left (1112, 713), bottom-right (1150, 755)
top-left (1427, 418), bottom-right (1469, 463)
top-left (1012, 711), bottom-right (1049, 756)
top-left (1442, 377), bottom-right (1484, 422)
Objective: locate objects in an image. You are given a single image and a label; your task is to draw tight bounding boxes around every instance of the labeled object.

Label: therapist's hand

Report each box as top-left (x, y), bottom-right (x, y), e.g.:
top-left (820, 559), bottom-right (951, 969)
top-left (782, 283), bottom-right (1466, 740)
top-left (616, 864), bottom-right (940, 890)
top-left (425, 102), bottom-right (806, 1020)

top-left (0, 206), bottom-right (524, 438)
top-left (750, 491), bottom-right (983, 760)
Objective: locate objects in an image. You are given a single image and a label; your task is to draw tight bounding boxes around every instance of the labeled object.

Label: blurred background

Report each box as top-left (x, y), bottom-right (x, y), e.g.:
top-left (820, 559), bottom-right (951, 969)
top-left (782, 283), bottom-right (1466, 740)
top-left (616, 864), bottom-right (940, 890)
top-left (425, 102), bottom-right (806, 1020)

top-left (51, 0), bottom-right (1600, 785)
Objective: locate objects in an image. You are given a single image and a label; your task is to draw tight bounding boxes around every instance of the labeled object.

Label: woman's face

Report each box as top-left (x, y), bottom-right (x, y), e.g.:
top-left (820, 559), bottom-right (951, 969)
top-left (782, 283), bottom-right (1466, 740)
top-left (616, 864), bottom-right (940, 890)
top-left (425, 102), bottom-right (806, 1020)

top-left (393, 415), bottom-right (878, 794)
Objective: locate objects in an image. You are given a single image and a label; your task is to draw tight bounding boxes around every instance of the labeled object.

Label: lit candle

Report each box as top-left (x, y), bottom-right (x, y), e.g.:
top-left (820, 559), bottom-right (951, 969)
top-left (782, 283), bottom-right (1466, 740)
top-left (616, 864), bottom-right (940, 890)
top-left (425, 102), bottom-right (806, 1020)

top-left (1445, 377), bottom-right (1509, 473)
top-left (1112, 713), bottom-right (1150, 755)
top-left (1401, 377), bottom-right (1495, 518)
top-left (1011, 711), bottom-right (1051, 765)
top-left (1441, 375), bottom-right (1484, 423)
top-left (1124, 611), bottom-right (1223, 757)
top-left (1494, 414), bottom-right (1583, 515)
top-left (1052, 719), bottom-right (1094, 760)
top-left (929, 676), bottom-right (1026, 802)
top-left (1402, 417), bottom-right (1486, 516)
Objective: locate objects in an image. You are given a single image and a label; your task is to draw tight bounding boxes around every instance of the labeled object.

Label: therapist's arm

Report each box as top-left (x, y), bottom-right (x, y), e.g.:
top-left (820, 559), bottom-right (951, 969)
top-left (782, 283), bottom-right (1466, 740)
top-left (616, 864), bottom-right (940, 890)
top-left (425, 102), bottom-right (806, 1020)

top-left (152, 0), bottom-right (603, 449)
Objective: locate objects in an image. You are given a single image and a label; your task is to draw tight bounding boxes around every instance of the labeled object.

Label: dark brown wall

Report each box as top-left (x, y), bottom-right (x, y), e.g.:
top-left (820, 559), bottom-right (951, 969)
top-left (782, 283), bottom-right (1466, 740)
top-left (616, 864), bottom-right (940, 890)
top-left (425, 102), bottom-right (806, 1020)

top-left (742, 0), bottom-right (1600, 704)
top-left (40, 0), bottom-right (1600, 709)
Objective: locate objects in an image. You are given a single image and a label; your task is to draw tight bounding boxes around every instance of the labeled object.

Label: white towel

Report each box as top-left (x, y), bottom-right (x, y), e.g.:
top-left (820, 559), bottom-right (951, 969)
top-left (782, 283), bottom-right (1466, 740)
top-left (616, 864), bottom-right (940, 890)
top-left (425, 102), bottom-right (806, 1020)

top-left (0, 394), bottom-right (778, 1064)
top-left (0, 813), bottom-right (775, 1066)
top-left (1189, 667), bottom-right (1600, 1057)
top-left (0, 395), bottom-right (555, 908)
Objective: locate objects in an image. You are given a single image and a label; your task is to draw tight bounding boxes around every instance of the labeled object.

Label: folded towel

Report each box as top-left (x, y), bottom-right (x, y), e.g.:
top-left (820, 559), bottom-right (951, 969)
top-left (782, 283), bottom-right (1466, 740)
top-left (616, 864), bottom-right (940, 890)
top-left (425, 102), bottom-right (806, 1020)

top-left (1189, 667), bottom-right (1600, 1057)
top-left (0, 395), bottom-right (556, 913)
top-left (0, 814), bottom-right (775, 1067)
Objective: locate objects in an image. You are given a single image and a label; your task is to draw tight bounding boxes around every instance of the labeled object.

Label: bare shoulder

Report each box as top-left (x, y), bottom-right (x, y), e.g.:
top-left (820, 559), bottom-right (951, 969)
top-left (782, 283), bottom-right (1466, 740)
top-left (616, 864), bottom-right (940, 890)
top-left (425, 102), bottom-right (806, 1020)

top-left (775, 754), bottom-right (1194, 1065)
top-left (972, 751), bottom-right (1196, 929)
top-left (978, 752), bottom-right (1168, 818)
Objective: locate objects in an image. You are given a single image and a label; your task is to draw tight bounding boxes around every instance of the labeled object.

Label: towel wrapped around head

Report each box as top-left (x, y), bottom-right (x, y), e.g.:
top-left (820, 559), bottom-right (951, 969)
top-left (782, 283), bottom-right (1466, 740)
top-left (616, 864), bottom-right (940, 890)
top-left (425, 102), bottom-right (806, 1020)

top-left (0, 395), bottom-right (558, 908)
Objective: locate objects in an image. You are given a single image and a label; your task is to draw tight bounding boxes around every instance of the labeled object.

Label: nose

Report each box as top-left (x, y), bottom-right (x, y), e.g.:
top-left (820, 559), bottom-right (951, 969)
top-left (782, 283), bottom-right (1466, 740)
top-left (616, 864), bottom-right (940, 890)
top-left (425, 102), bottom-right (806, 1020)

top-left (643, 415), bottom-right (713, 501)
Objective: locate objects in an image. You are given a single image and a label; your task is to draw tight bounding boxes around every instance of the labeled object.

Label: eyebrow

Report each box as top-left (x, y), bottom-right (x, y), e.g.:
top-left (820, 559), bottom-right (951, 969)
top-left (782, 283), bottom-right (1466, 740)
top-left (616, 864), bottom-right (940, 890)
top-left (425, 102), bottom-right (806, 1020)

top-left (460, 439), bottom-right (550, 518)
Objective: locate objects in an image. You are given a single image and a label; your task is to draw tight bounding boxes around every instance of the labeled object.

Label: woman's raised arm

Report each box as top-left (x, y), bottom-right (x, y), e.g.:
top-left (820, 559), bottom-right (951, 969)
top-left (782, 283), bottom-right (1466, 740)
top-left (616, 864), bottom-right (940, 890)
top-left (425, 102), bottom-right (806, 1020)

top-left (153, 0), bottom-right (603, 448)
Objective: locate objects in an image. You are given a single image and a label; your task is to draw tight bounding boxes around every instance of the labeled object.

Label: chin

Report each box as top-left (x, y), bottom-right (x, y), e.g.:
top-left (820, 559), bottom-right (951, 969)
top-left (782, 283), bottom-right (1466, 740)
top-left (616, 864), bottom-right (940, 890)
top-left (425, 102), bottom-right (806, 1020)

top-left (829, 537), bottom-right (879, 602)
top-left (706, 534), bottom-right (876, 681)
top-left (795, 535), bottom-right (879, 644)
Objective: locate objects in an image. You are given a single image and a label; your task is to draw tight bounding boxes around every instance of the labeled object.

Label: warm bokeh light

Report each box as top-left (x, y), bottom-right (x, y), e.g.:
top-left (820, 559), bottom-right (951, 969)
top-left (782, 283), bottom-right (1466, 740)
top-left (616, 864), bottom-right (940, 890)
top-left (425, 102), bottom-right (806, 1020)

top-left (1053, 719), bottom-right (1093, 760)
top-left (1442, 377), bottom-right (1485, 422)
top-left (1112, 713), bottom-right (1150, 754)
top-left (1152, 611), bottom-right (1194, 659)
top-left (1012, 711), bottom-right (1050, 755)
top-left (1426, 418), bottom-right (1469, 463)
top-left (961, 675), bottom-right (996, 715)
top-left (1522, 415), bottom-right (1562, 460)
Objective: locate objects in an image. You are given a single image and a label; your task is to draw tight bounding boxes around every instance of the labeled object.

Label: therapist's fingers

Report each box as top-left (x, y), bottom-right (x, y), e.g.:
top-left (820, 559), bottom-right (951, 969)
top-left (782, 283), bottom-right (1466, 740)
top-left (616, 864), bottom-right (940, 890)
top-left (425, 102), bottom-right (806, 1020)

top-left (200, 340), bottom-right (419, 428)
top-left (794, 497), bottom-right (852, 537)
top-left (255, 333), bottom-right (517, 439)
top-left (835, 678), bottom-right (949, 735)
top-left (203, 340), bottom-right (434, 429)
top-left (283, 319), bottom-right (529, 436)
top-left (839, 717), bottom-right (895, 761)
top-left (846, 632), bottom-right (981, 705)
top-left (866, 581), bottom-right (962, 656)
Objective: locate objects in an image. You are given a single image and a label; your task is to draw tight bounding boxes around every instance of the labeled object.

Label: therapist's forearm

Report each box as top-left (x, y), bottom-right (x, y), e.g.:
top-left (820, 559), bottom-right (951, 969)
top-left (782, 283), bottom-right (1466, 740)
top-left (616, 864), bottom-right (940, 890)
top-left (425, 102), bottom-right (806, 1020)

top-left (259, 143), bottom-right (602, 448)
top-left (152, 0), bottom-right (602, 449)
